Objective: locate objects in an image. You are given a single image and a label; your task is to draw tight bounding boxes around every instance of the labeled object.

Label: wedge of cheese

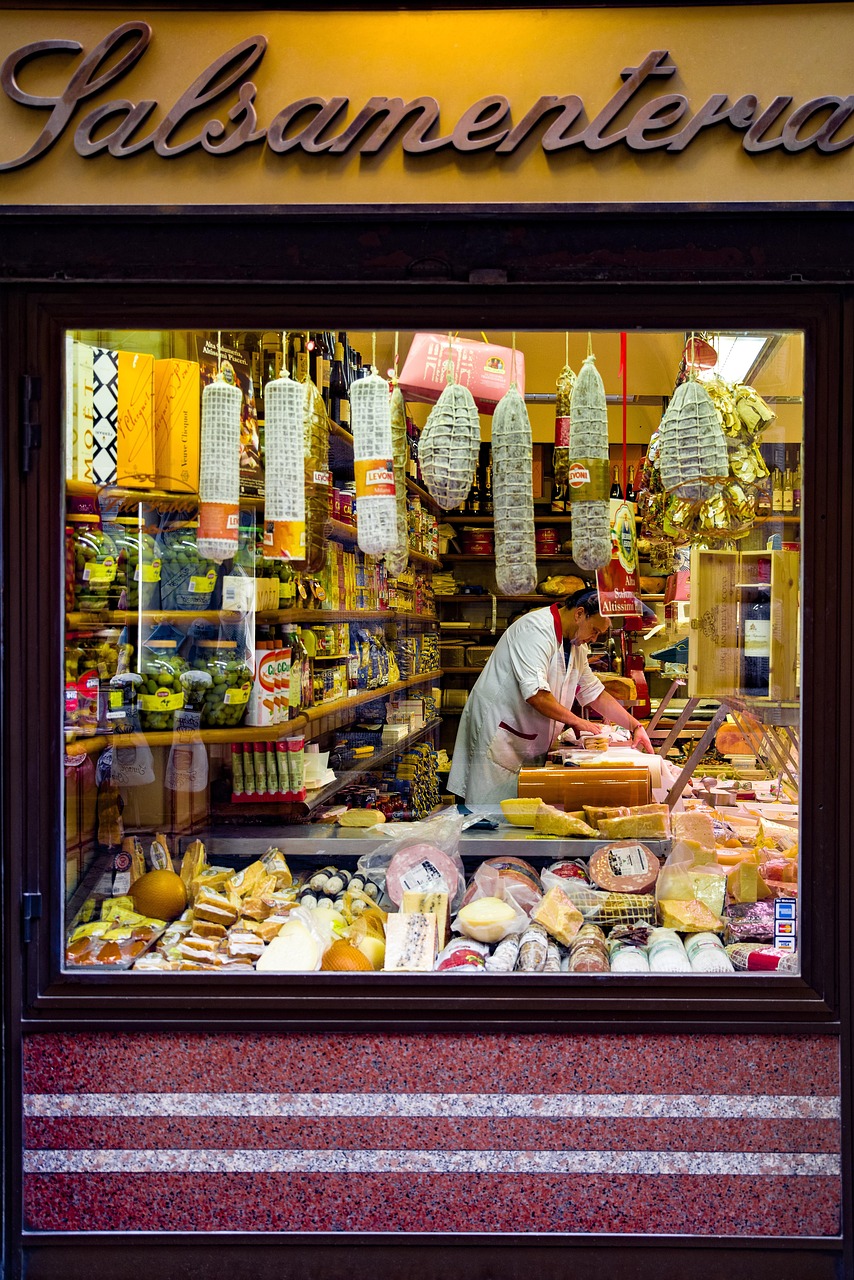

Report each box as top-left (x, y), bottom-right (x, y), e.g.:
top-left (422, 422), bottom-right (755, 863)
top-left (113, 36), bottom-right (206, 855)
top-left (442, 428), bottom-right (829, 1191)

top-left (672, 810), bottom-right (716, 853)
top-left (534, 804), bottom-right (598, 838)
top-left (531, 885), bottom-right (584, 946)
top-left (402, 890), bottom-right (450, 948)
top-left (383, 912), bottom-right (438, 971)
top-left (727, 860), bottom-right (773, 904)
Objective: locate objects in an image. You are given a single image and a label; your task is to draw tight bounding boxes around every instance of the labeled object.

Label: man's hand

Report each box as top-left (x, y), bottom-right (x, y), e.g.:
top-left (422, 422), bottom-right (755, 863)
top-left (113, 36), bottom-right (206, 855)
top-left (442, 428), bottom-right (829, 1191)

top-left (631, 724), bottom-right (654, 754)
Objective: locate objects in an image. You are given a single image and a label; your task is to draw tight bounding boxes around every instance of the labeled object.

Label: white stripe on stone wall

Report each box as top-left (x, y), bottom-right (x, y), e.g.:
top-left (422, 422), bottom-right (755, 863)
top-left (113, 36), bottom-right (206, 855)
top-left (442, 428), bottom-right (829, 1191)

top-left (23, 1092), bottom-right (841, 1119)
top-left (23, 1149), bottom-right (841, 1176)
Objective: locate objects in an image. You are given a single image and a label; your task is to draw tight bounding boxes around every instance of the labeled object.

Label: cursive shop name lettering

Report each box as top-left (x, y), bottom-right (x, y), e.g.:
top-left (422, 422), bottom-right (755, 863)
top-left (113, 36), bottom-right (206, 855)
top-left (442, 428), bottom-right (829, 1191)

top-left (1, 21), bottom-right (853, 173)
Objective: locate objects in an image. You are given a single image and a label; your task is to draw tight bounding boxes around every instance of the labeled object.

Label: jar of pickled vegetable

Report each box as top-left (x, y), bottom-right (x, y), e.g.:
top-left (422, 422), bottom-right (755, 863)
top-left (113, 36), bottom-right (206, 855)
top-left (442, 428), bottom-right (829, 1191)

top-left (157, 521), bottom-right (218, 611)
top-left (64, 636), bottom-right (84, 742)
top-left (112, 517), bottom-right (161, 610)
top-left (138, 632), bottom-right (188, 730)
top-left (79, 628), bottom-right (131, 731)
top-left (193, 639), bottom-right (253, 727)
top-left (68, 513), bottom-right (118, 612)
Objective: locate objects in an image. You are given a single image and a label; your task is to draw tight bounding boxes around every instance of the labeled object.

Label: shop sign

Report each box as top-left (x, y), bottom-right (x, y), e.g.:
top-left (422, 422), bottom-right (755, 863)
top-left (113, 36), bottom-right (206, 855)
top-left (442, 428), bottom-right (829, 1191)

top-left (596, 500), bottom-right (641, 617)
top-left (0, 8), bottom-right (852, 206)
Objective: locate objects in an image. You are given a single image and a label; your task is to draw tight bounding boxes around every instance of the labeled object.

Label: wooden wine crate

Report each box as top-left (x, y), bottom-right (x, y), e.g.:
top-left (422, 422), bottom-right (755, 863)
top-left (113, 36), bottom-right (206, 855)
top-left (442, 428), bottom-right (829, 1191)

top-left (688, 547), bottom-right (799, 702)
top-left (688, 548), bottom-right (740, 699)
top-left (740, 549), bottom-right (799, 702)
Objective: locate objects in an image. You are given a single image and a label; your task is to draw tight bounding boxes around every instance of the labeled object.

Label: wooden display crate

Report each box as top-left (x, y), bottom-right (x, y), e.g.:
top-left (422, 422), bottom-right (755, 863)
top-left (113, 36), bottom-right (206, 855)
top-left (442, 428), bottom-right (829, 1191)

top-left (688, 548), bottom-right (740, 699)
top-left (688, 547), bottom-right (799, 702)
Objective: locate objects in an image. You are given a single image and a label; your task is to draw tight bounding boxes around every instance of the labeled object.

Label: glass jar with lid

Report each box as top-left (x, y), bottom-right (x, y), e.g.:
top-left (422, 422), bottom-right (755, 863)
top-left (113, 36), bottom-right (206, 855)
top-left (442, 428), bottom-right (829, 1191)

top-left (193, 639), bottom-right (253, 727)
top-left (157, 520), bottom-right (219, 611)
top-left (111, 516), bottom-right (161, 610)
top-left (67, 501), bottom-right (118, 612)
top-left (138, 627), bottom-right (188, 730)
top-left (78, 628), bottom-right (132, 731)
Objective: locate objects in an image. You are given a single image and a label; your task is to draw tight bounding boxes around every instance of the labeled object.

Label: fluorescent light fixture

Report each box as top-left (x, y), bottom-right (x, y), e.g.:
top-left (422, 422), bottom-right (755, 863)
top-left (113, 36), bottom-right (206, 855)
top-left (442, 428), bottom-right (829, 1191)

top-left (703, 334), bottom-right (768, 384)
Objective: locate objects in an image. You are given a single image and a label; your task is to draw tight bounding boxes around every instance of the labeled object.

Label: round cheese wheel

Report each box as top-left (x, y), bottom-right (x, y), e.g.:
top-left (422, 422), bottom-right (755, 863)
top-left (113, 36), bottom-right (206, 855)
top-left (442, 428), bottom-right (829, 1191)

top-left (588, 841), bottom-right (660, 894)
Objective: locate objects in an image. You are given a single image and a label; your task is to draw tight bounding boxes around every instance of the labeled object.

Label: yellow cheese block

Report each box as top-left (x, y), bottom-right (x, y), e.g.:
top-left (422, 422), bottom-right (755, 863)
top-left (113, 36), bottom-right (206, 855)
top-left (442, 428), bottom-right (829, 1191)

top-left (672, 810), bottom-right (716, 852)
top-left (658, 899), bottom-right (724, 933)
top-left (531, 885), bottom-right (584, 946)
top-left (338, 809), bottom-right (387, 828)
top-left (727, 859), bottom-right (773, 903)
top-left (598, 812), bottom-right (670, 839)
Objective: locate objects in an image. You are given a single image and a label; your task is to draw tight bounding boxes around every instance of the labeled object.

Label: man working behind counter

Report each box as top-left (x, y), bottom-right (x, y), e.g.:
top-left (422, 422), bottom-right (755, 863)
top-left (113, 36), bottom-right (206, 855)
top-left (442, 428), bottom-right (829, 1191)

top-left (447, 587), bottom-right (654, 808)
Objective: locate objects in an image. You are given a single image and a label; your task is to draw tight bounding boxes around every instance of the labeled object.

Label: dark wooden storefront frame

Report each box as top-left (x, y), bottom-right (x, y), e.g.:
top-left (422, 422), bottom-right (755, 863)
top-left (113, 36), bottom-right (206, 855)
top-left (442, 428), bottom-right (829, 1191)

top-left (0, 205), bottom-right (850, 1278)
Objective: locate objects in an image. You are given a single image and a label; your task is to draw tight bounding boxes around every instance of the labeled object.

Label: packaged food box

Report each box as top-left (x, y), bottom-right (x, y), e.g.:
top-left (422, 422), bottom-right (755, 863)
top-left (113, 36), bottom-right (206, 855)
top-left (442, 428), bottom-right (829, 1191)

top-left (154, 359), bottom-right (201, 493)
top-left (399, 333), bottom-right (526, 414)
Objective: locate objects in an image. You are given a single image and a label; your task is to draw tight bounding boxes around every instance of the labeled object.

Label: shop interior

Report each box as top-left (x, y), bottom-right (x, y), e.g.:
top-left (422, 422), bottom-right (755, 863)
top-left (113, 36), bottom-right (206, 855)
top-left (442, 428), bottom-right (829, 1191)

top-left (62, 326), bottom-right (803, 977)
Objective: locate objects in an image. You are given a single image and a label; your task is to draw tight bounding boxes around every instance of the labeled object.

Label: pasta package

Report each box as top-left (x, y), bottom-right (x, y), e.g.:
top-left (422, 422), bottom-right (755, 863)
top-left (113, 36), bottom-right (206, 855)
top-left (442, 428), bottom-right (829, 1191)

top-left (569, 354), bottom-right (611, 571)
top-left (492, 385), bottom-right (536, 595)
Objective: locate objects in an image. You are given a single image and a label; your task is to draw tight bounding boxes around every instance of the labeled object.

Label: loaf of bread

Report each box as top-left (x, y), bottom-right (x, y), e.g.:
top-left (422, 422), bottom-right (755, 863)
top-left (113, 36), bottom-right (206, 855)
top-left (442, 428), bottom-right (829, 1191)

top-left (598, 674), bottom-right (638, 701)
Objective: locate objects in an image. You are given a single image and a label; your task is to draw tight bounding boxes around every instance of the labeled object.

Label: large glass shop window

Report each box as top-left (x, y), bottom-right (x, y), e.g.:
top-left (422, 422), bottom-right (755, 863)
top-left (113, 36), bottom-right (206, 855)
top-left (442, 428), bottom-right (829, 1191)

top-left (62, 328), bottom-right (802, 977)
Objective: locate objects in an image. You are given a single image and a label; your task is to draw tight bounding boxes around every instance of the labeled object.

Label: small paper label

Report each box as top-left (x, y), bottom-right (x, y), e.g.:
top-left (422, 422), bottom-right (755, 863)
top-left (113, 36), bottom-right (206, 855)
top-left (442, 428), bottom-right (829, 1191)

top-left (83, 558), bottom-right (117, 583)
top-left (401, 858), bottom-right (448, 895)
top-left (355, 457), bottom-right (396, 498)
top-left (312, 470), bottom-right (331, 486)
top-left (139, 689), bottom-right (183, 712)
top-left (224, 682), bottom-right (252, 706)
top-left (554, 415), bottom-right (571, 447)
top-left (188, 569), bottom-right (217, 594)
top-left (135, 560), bottom-right (161, 583)
top-left (607, 845), bottom-right (649, 877)
top-left (568, 462), bottom-right (591, 489)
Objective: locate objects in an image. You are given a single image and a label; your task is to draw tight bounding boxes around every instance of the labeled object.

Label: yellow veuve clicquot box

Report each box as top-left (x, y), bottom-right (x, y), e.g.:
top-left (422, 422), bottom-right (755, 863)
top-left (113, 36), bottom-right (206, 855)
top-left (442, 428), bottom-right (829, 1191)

top-left (117, 350), bottom-right (156, 489)
top-left (153, 359), bottom-right (201, 494)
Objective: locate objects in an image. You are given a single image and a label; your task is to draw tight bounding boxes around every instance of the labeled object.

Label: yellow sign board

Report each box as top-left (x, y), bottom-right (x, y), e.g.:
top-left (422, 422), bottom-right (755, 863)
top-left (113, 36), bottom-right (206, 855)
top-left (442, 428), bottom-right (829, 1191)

top-left (0, 6), bottom-right (852, 206)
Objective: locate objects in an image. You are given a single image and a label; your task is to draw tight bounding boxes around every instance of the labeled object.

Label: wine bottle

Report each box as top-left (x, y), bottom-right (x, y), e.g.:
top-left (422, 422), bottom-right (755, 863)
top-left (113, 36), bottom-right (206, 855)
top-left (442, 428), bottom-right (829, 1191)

top-left (793, 462), bottom-right (801, 513)
top-left (625, 464), bottom-right (636, 503)
top-left (467, 468), bottom-right (482, 514)
top-left (286, 332), bottom-right (309, 383)
top-left (783, 467), bottom-right (794, 513)
top-left (329, 339), bottom-right (350, 426)
top-left (610, 465), bottom-right (623, 499)
top-left (742, 588), bottom-right (771, 696)
top-left (483, 459), bottom-right (494, 515)
top-left (772, 468), bottom-right (784, 513)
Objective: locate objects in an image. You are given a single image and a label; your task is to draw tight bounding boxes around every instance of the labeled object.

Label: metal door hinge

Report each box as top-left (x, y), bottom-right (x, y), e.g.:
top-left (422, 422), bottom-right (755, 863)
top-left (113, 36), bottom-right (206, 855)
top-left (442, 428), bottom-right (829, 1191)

top-left (22, 892), bottom-right (42, 943)
top-left (20, 373), bottom-right (42, 475)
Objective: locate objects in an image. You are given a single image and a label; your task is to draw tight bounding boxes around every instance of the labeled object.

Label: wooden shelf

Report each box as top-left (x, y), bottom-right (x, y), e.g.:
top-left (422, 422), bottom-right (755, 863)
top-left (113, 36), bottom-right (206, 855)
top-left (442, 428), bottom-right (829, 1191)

top-left (298, 719), bottom-right (442, 813)
top-left (66, 479), bottom-right (265, 509)
top-left (442, 666), bottom-right (489, 674)
top-left (405, 477), bottom-right (441, 512)
top-left (441, 553), bottom-right (573, 563)
top-left (408, 548), bottom-right (442, 568)
top-left (756, 514), bottom-right (800, 525)
top-left (67, 608), bottom-right (437, 628)
top-left (64, 673), bottom-right (442, 758)
top-left (444, 515), bottom-right (574, 526)
top-left (435, 594), bottom-right (551, 603)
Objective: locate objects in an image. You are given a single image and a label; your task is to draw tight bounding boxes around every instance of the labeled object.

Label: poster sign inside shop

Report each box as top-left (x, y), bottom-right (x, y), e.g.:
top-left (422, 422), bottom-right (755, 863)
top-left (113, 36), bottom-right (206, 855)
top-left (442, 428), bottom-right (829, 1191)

top-left (0, 8), bottom-right (852, 205)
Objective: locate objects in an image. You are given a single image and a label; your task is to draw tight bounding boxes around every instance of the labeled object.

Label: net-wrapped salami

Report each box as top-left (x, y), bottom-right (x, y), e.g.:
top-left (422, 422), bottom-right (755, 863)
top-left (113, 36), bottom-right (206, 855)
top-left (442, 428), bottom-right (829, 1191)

top-left (419, 362), bottom-right (480, 511)
top-left (263, 374), bottom-right (306, 563)
top-left (385, 383), bottom-right (410, 578)
top-left (569, 354), bottom-right (611, 571)
top-left (198, 380), bottom-right (242, 562)
top-left (659, 378), bottom-right (728, 505)
top-left (492, 384), bottom-right (536, 595)
top-left (351, 372), bottom-right (398, 556)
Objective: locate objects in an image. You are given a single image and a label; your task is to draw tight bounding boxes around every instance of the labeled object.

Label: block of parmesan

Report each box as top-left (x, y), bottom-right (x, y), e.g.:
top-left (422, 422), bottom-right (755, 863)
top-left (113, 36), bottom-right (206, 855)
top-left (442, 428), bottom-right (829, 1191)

top-left (534, 804), bottom-right (599, 838)
top-left (531, 885), bottom-right (584, 946)
top-left (402, 890), bottom-right (450, 948)
top-left (658, 899), bottom-right (724, 933)
top-left (598, 809), bottom-right (671, 839)
top-left (383, 912), bottom-right (438, 971)
top-left (672, 810), bottom-right (716, 853)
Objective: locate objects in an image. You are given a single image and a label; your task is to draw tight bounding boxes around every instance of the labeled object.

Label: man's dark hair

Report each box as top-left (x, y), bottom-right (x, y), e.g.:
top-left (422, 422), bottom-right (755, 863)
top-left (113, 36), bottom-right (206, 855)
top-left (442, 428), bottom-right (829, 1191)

top-left (565, 586), bottom-right (601, 615)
